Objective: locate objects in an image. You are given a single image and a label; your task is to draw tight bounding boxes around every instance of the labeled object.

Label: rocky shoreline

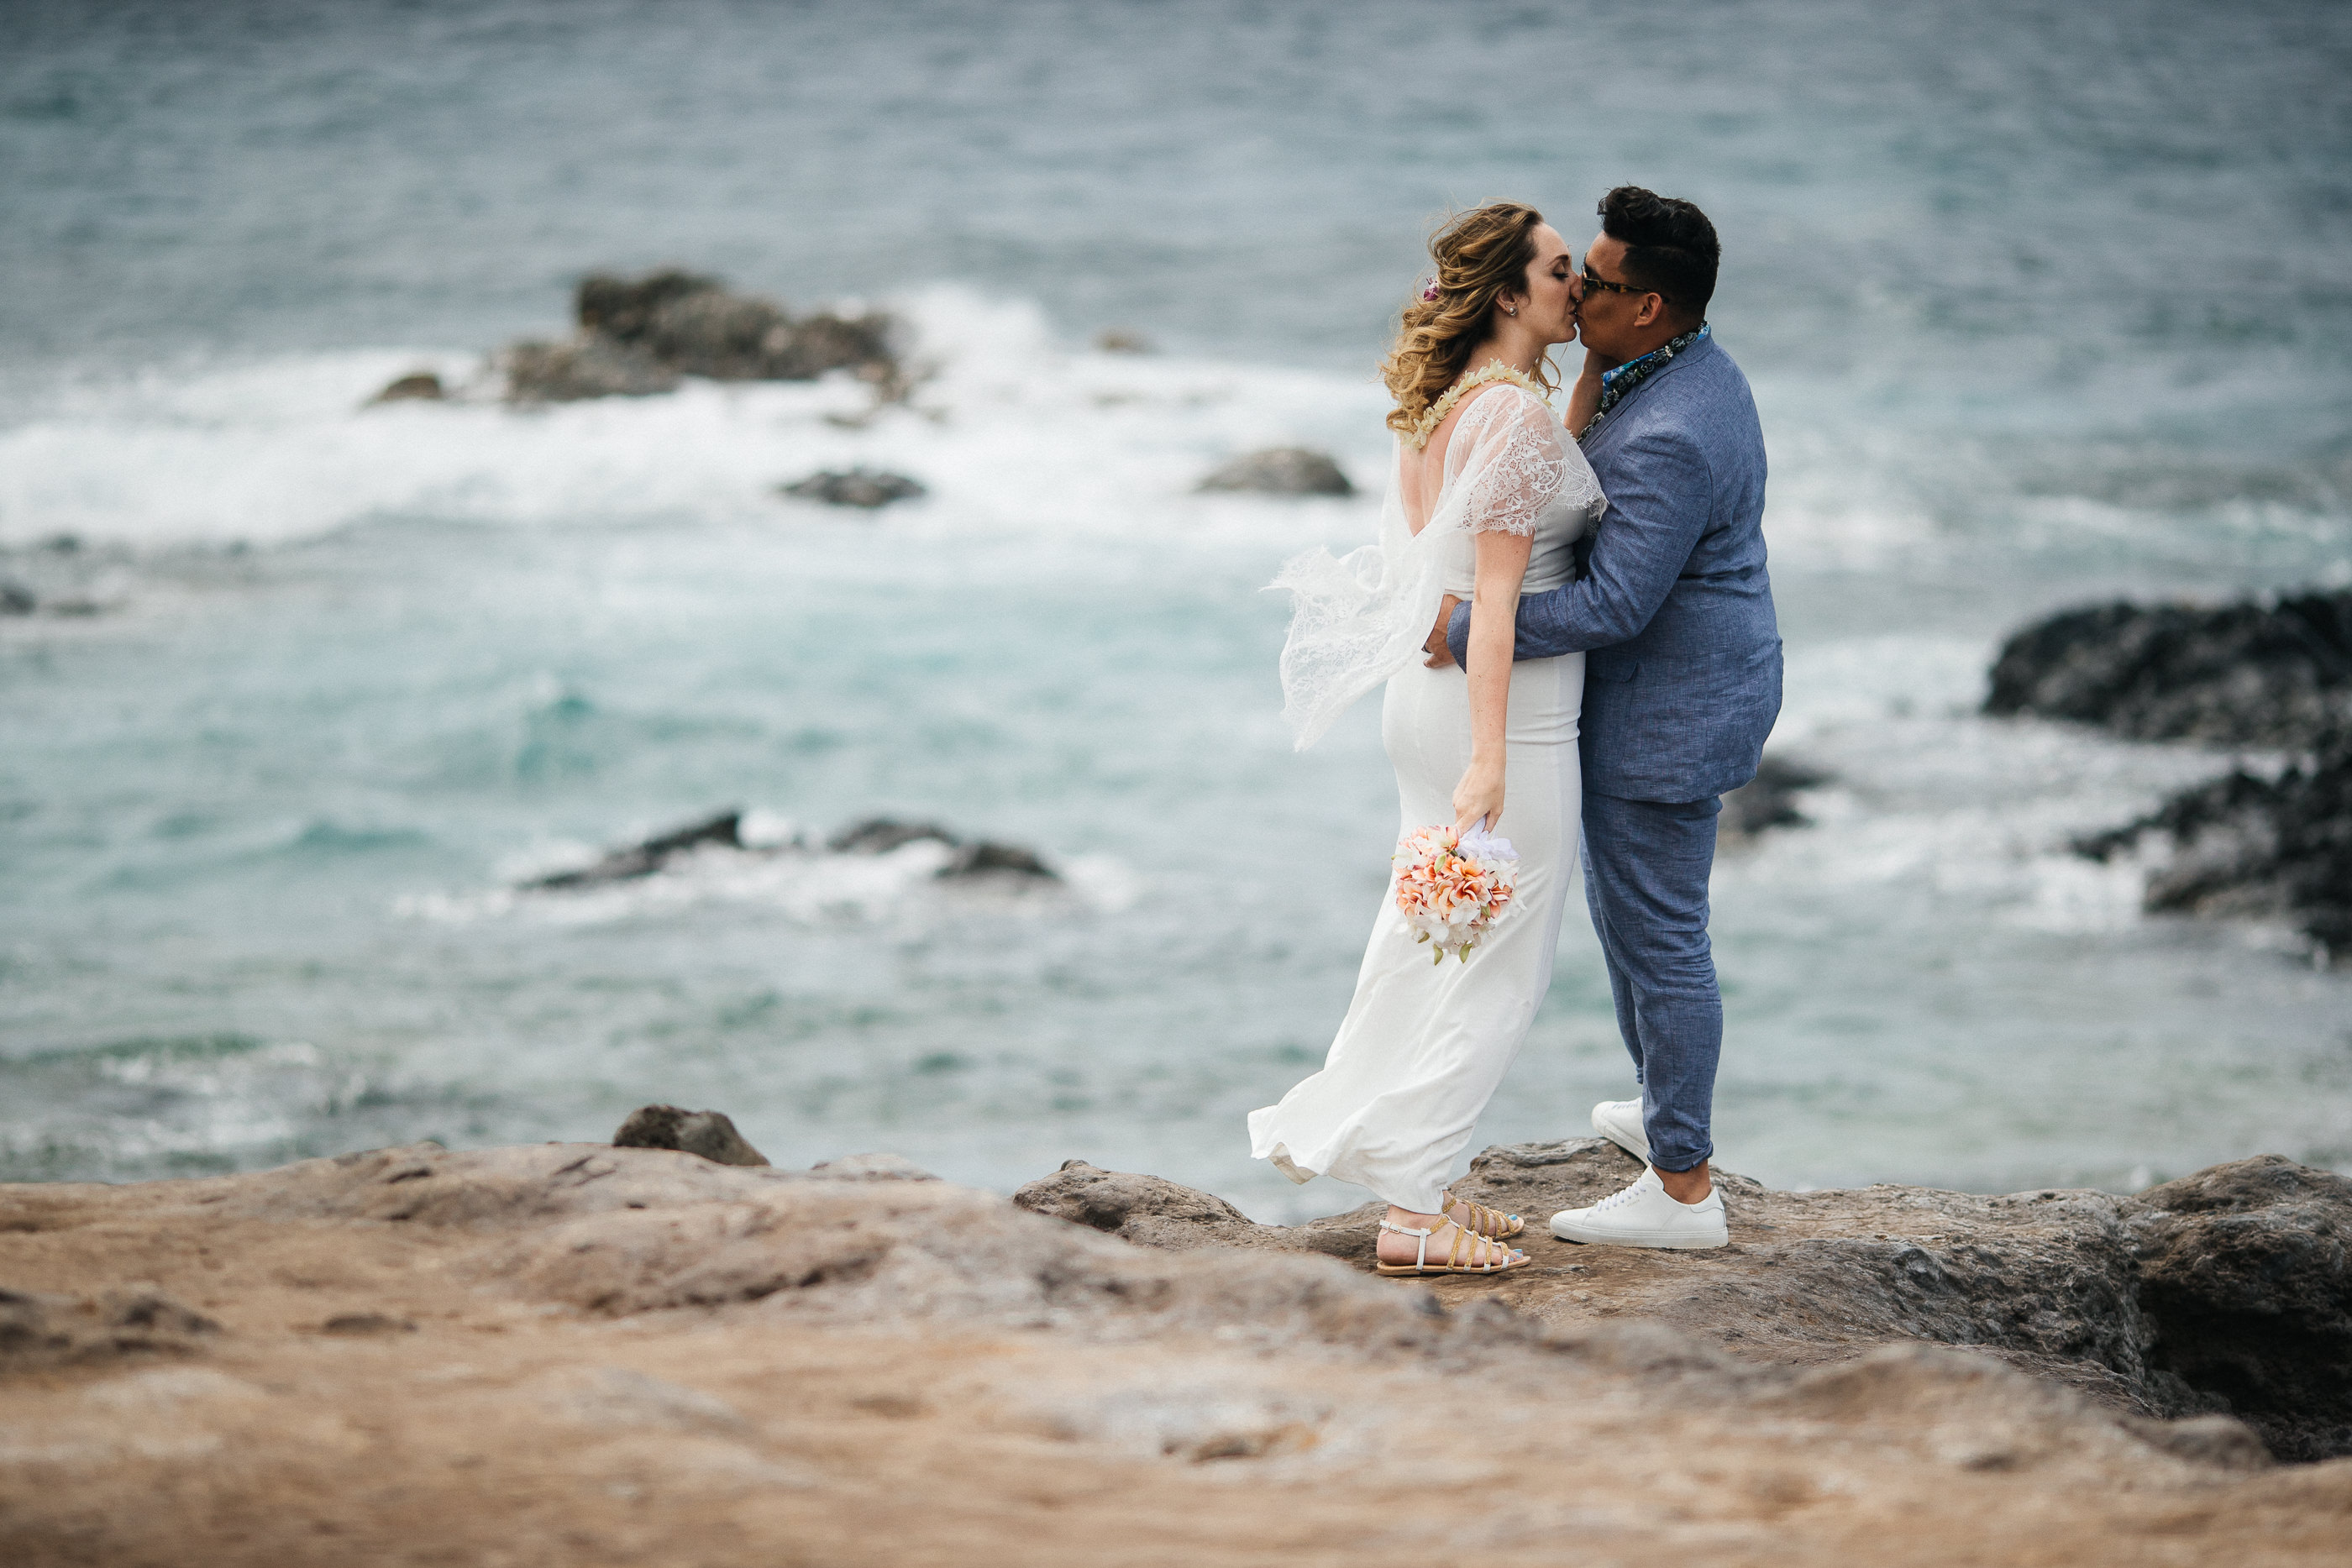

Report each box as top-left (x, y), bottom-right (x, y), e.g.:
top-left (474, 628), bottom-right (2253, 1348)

top-left (5, 1136), bottom-right (2348, 1564)
top-left (1986, 588), bottom-right (2352, 962)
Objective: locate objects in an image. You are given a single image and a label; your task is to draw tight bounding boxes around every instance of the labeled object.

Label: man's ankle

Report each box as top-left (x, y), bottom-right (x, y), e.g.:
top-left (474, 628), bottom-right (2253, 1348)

top-left (1654, 1162), bottom-right (1712, 1204)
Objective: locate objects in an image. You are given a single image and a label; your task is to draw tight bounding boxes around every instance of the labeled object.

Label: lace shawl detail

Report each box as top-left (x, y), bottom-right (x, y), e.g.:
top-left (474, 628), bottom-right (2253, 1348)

top-left (1268, 384), bottom-right (1595, 750)
top-left (1449, 385), bottom-right (1572, 537)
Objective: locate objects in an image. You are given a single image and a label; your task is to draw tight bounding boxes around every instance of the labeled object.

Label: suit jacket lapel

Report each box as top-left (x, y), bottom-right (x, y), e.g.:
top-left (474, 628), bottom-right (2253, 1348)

top-left (1580, 334), bottom-right (1715, 447)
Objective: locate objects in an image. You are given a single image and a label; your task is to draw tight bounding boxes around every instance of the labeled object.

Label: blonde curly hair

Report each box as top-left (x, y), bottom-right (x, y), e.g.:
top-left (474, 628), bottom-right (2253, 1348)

top-left (1382, 202), bottom-right (1555, 436)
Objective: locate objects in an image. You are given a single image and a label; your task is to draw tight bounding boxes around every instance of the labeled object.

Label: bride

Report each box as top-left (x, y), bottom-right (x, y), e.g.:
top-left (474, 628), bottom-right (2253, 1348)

top-left (1249, 202), bottom-right (1604, 1276)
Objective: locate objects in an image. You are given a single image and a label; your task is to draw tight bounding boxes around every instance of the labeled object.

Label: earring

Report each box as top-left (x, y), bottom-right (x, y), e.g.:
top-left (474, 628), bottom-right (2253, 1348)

top-left (1505, 305), bottom-right (1518, 317)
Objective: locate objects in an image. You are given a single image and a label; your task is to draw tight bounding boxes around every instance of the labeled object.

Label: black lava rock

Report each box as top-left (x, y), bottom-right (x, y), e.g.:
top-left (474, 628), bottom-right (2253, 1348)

top-left (825, 816), bottom-right (1056, 880)
top-left (2076, 737), bottom-right (2352, 959)
top-left (612, 1104), bottom-right (770, 1167)
top-left (575, 269), bottom-right (897, 382)
top-left (524, 811), bottom-right (743, 889)
top-left (367, 370), bottom-right (445, 404)
top-left (501, 335), bottom-right (681, 402)
top-left (1723, 756), bottom-right (1830, 836)
top-left (1995, 589), bottom-right (2352, 960)
top-left (780, 469), bottom-right (927, 509)
top-left (1985, 590), bottom-right (2352, 750)
top-left (2134, 1156), bottom-right (2352, 1463)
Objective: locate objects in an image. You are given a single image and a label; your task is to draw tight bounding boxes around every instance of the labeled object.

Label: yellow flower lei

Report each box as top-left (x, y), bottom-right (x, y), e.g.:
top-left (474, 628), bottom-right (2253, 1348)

top-left (1400, 362), bottom-right (1550, 451)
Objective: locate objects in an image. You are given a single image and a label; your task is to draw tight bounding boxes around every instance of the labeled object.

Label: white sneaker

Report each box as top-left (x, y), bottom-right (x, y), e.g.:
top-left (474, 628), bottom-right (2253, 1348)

top-left (1549, 1167), bottom-right (1728, 1250)
top-left (1591, 1098), bottom-right (1649, 1164)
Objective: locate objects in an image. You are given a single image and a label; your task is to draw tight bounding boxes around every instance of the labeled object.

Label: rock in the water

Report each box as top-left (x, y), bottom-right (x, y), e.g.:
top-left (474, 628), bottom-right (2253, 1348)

top-left (524, 811), bottom-right (743, 890)
top-left (1197, 448), bottom-right (1354, 497)
top-left (779, 468), bottom-right (927, 509)
top-left (2132, 1156), bottom-right (2352, 1463)
top-left (575, 269), bottom-right (897, 382)
top-left (0, 580), bottom-right (34, 616)
top-left (1992, 590), bottom-right (2352, 958)
top-left (368, 370), bottom-right (444, 404)
top-left (1723, 755), bottom-right (1830, 836)
top-left (825, 817), bottom-right (1057, 880)
top-left (575, 268), bottom-right (726, 342)
top-left (940, 842), bottom-right (1056, 879)
top-left (1985, 590), bottom-right (2352, 750)
top-left (1094, 328), bottom-right (1155, 354)
top-left (2075, 739), bottom-right (2352, 958)
top-left (827, 817), bottom-right (956, 855)
top-left (500, 334), bottom-right (681, 402)
top-left (612, 1104), bottom-right (770, 1167)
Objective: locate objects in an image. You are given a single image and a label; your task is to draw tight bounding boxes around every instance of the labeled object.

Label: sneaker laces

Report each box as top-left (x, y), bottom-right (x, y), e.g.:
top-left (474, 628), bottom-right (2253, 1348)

top-left (1589, 1177), bottom-right (1655, 1214)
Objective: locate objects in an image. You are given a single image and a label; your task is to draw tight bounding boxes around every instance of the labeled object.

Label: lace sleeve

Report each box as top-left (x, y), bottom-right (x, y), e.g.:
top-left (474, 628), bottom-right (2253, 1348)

top-left (1448, 386), bottom-right (1567, 536)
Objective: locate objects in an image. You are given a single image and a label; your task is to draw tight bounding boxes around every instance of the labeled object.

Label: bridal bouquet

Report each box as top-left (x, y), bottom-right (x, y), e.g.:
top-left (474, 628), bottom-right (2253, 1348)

top-left (1393, 823), bottom-right (1519, 962)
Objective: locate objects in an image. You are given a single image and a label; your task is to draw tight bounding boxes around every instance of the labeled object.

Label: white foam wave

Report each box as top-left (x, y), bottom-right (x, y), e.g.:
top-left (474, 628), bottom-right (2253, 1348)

top-left (1728, 651), bottom-right (2250, 936)
top-left (401, 829), bottom-right (1134, 931)
top-left (0, 285), bottom-right (1387, 553)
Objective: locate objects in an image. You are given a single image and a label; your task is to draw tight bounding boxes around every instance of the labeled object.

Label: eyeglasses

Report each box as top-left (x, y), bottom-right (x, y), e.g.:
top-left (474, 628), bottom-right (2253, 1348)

top-left (1580, 267), bottom-right (1669, 305)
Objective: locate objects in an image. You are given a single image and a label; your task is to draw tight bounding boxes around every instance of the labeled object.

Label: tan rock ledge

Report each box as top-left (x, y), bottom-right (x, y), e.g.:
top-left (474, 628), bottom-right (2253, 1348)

top-left (3, 1139), bottom-right (2349, 1566)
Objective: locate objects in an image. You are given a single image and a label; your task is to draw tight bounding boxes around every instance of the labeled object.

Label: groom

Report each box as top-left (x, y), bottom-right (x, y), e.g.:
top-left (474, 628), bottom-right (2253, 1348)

top-left (1427, 186), bottom-right (1780, 1250)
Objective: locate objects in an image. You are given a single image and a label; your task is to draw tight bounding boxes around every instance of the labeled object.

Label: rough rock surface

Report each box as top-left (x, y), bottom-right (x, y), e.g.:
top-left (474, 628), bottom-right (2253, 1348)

top-left (2133, 1157), bottom-right (2352, 1463)
top-left (1198, 447), bottom-right (1355, 496)
top-left (1, 1286), bottom-right (218, 1368)
top-left (778, 467), bottom-right (927, 508)
top-left (1021, 1141), bottom-right (2352, 1462)
top-left (6, 1141), bottom-right (2349, 1565)
top-left (1985, 590), bottom-right (2352, 749)
top-left (611, 1104), bottom-right (770, 1167)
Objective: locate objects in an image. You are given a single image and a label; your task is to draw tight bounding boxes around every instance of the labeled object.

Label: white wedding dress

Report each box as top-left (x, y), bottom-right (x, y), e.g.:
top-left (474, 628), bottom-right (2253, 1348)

top-left (1251, 381), bottom-right (1604, 1213)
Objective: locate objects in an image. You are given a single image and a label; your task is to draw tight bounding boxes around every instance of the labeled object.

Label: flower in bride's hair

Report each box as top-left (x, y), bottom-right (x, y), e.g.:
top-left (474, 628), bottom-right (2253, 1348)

top-left (1392, 824), bottom-right (1519, 962)
top-left (1419, 276), bottom-right (1442, 302)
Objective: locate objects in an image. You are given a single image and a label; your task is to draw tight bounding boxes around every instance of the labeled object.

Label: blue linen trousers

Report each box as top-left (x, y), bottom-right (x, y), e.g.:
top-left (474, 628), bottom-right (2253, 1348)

top-left (1580, 793), bottom-right (1723, 1171)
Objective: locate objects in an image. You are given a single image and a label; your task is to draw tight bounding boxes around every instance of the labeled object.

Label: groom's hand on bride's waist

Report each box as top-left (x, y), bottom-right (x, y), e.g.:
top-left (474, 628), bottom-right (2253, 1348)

top-left (1422, 595), bottom-right (1462, 668)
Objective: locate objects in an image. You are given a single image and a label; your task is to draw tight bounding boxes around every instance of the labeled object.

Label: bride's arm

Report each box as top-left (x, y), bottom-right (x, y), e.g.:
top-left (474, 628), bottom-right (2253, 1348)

top-left (1452, 527), bottom-right (1534, 834)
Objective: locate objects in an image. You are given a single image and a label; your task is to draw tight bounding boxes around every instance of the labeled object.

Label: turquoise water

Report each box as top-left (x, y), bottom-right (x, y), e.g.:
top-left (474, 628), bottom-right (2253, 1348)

top-left (3, 1), bottom-right (2349, 1215)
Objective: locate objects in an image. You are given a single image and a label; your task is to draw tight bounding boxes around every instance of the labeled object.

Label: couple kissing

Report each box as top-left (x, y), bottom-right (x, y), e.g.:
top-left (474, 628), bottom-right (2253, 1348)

top-left (1252, 186), bottom-right (1781, 1275)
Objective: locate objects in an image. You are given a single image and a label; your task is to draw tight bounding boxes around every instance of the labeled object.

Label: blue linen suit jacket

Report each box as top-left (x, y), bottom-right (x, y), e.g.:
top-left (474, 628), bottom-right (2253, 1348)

top-left (1447, 333), bottom-right (1781, 803)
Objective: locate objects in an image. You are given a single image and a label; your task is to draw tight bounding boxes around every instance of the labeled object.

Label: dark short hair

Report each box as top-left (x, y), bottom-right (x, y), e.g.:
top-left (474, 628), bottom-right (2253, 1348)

top-left (1598, 186), bottom-right (1719, 319)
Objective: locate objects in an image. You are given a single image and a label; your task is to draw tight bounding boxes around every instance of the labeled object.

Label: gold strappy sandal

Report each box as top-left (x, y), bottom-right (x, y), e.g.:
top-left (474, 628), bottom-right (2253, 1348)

top-left (1441, 1190), bottom-right (1524, 1240)
top-left (1374, 1217), bottom-right (1528, 1277)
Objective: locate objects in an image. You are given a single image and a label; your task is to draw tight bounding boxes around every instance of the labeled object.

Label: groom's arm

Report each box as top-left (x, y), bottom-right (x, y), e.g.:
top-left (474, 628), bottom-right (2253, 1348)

top-left (1444, 429), bottom-right (1713, 667)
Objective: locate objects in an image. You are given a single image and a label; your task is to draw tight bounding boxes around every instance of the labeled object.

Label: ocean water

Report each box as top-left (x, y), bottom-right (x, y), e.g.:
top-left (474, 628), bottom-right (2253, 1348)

top-left (3, 0), bottom-right (2349, 1217)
